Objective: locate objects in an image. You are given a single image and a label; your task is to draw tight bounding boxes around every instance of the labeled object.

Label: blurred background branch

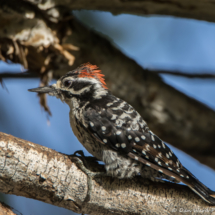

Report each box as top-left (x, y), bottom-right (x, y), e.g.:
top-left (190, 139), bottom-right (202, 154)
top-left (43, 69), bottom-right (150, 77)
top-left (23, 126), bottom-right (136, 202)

top-left (0, 72), bottom-right (37, 78)
top-left (12, 0), bottom-right (215, 23)
top-left (2, 69), bottom-right (215, 79)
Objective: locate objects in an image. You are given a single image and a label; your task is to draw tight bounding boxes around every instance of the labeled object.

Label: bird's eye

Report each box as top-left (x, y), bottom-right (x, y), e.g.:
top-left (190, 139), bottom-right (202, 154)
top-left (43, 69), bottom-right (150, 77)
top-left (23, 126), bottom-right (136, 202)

top-left (64, 80), bottom-right (72, 87)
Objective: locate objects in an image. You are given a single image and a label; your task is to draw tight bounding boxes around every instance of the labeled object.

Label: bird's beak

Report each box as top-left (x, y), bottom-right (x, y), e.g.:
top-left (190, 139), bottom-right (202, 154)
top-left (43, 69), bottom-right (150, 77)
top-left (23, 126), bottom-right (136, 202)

top-left (28, 86), bottom-right (56, 93)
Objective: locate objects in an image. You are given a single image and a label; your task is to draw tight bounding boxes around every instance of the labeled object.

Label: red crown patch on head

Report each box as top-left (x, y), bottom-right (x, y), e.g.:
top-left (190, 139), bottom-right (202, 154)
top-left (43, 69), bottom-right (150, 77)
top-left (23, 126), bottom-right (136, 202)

top-left (78, 63), bottom-right (108, 89)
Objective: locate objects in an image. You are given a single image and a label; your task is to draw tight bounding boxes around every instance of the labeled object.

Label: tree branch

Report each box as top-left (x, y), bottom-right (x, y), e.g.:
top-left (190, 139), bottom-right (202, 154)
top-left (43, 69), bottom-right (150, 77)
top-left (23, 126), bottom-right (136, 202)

top-left (2, 69), bottom-right (215, 79)
top-left (26, 0), bottom-right (215, 23)
top-left (0, 72), bottom-right (38, 78)
top-left (0, 132), bottom-right (214, 214)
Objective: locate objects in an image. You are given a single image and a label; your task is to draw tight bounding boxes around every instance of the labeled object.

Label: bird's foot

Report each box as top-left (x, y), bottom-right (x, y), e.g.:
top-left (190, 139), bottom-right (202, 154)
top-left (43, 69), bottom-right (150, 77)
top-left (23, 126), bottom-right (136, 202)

top-left (69, 151), bottom-right (106, 204)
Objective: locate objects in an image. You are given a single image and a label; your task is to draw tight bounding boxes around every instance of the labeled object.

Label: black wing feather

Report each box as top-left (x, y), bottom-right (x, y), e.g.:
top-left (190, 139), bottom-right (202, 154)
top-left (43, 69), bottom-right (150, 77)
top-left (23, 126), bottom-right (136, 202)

top-left (84, 99), bottom-right (215, 205)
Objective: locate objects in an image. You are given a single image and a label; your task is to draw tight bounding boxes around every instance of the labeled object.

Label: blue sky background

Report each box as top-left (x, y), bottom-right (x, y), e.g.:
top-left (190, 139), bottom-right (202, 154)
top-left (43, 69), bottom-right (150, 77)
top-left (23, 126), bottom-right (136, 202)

top-left (0, 10), bottom-right (215, 214)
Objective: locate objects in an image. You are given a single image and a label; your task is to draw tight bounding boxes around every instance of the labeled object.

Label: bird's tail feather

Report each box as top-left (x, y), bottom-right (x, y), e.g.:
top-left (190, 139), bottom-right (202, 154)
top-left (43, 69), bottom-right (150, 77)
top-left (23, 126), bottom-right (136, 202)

top-left (182, 167), bottom-right (215, 205)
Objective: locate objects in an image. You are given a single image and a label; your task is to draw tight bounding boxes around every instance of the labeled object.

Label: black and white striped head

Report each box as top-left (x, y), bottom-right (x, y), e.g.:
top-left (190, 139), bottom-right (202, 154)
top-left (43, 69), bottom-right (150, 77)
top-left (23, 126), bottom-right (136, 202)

top-left (28, 63), bottom-right (108, 103)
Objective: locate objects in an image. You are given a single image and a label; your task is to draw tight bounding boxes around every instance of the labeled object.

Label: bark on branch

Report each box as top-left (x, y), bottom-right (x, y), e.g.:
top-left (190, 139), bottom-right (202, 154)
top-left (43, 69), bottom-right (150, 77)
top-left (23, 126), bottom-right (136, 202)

top-left (1, 1), bottom-right (215, 171)
top-left (0, 132), bottom-right (215, 215)
top-left (22, 0), bottom-right (215, 23)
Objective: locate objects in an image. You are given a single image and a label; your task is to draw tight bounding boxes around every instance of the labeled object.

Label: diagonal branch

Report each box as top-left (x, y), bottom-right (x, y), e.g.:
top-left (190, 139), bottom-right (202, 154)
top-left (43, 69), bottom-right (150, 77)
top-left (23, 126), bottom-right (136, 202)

top-left (2, 69), bottom-right (215, 79)
top-left (0, 72), bottom-right (38, 78)
top-left (0, 132), bottom-right (214, 214)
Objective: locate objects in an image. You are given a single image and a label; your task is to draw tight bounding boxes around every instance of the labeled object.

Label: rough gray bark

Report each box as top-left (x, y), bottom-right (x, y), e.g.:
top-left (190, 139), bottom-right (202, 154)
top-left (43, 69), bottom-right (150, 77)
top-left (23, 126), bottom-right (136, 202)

top-left (0, 0), bottom-right (215, 171)
top-left (0, 132), bottom-right (215, 215)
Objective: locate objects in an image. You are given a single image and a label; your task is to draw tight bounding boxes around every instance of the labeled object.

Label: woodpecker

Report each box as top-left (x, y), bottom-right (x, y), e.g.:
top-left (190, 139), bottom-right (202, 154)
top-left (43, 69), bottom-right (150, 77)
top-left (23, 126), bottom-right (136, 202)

top-left (29, 63), bottom-right (215, 205)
